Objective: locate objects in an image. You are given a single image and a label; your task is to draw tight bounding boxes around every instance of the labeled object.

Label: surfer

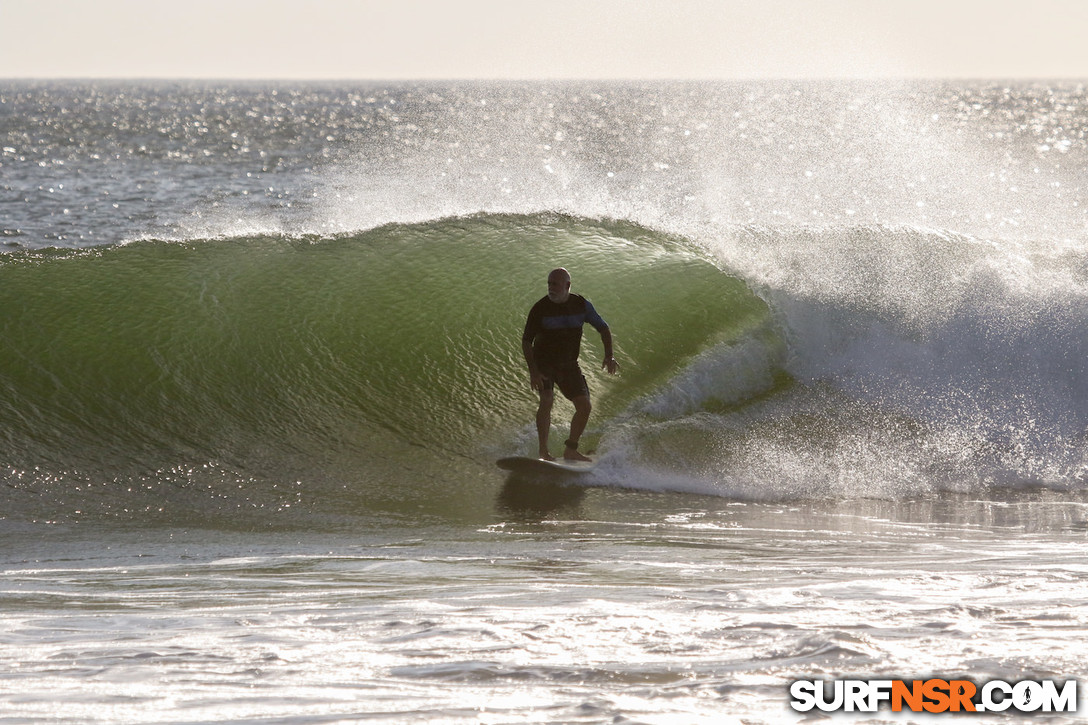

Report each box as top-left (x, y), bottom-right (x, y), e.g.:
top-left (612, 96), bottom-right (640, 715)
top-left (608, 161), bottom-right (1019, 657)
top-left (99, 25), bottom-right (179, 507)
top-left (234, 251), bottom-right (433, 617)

top-left (522, 268), bottom-right (619, 461)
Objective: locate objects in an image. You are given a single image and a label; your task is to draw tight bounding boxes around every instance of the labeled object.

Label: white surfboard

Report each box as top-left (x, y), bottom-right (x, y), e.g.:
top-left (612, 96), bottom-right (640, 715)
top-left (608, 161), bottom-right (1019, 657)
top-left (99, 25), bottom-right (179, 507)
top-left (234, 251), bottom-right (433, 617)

top-left (496, 456), bottom-right (597, 475)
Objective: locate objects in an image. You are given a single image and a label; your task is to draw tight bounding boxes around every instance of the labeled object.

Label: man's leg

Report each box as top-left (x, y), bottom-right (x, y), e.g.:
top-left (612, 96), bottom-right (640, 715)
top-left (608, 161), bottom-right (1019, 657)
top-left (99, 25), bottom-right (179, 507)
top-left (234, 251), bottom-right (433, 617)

top-left (536, 389), bottom-right (555, 460)
top-left (564, 394), bottom-right (592, 461)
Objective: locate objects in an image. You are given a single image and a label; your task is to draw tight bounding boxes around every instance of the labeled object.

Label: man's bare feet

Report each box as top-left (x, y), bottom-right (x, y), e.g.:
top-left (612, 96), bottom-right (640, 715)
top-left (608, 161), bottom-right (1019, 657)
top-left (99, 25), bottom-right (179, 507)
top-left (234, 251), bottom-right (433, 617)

top-left (538, 451), bottom-right (556, 461)
top-left (563, 448), bottom-right (592, 462)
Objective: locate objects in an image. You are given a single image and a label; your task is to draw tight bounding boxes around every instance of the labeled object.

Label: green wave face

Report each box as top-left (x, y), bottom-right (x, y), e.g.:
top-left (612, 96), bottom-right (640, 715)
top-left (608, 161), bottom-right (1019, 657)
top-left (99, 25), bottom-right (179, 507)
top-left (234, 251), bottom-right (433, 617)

top-left (0, 213), bottom-right (773, 481)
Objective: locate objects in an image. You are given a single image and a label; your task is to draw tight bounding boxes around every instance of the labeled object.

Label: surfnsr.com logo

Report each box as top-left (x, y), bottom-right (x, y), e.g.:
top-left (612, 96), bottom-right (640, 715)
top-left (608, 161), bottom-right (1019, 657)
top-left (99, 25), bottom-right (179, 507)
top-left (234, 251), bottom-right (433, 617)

top-left (789, 678), bottom-right (1078, 714)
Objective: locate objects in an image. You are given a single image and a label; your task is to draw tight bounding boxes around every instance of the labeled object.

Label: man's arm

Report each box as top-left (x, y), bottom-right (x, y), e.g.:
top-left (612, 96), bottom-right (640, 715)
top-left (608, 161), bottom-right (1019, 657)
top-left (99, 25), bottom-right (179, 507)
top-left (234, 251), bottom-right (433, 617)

top-left (583, 299), bottom-right (618, 374)
top-left (522, 302), bottom-right (545, 392)
top-left (599, 327), bottom-right (619, 375)
top-left (523, 338), bottom-right (544, 391)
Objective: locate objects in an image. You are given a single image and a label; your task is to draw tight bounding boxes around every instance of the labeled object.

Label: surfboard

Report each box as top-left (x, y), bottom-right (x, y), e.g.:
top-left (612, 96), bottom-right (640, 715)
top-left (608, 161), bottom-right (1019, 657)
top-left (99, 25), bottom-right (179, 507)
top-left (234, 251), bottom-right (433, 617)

top-left (496, 456), bottom-right (597, 475)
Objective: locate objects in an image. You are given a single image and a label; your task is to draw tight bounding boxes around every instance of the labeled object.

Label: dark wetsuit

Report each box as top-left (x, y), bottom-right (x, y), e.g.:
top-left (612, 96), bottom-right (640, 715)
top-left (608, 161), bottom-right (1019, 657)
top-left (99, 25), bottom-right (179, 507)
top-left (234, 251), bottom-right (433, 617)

top-left (522, 294), bottom-right (609, 401)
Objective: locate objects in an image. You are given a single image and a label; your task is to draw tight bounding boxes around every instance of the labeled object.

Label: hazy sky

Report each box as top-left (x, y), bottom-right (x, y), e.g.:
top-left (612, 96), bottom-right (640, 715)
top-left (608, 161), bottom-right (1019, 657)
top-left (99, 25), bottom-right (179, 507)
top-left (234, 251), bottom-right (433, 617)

top-left (2, 0), bottom-right (1086, 80)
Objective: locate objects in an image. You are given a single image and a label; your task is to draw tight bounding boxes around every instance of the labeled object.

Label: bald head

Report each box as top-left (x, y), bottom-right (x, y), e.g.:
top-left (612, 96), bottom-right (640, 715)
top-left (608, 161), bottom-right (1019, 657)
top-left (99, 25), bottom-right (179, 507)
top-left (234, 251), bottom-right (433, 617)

top-left (547, 268), bottom-right (571, 303)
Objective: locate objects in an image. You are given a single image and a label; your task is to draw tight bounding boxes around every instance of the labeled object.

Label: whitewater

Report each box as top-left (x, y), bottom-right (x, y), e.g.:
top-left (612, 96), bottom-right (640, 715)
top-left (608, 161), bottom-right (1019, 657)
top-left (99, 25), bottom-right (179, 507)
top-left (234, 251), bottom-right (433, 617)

top-left (1, 79), bottom-right (1087, 723)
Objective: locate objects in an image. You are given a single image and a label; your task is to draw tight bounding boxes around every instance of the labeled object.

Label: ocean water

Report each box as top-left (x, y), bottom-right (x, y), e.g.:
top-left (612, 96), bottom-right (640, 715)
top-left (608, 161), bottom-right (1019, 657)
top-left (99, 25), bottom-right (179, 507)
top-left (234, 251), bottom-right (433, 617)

top-left (1, 79), bottom-right (1087, 723)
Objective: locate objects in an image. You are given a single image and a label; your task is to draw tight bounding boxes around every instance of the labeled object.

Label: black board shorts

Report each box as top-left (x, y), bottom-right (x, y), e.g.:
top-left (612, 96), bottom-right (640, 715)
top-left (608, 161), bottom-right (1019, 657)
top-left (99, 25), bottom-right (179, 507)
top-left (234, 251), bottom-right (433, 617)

top-left (539, 362), bottom-right (590, 401)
